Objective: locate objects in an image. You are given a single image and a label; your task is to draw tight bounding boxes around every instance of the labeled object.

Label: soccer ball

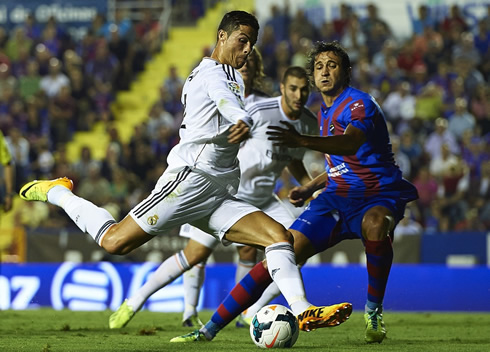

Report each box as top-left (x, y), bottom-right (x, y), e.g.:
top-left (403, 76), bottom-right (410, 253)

top-left (249, 304), bottom-right (299, 348)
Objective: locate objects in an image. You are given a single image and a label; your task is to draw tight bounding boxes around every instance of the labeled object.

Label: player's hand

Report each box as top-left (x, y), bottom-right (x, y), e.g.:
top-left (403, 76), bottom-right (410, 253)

top-left (267, 121), bottom-right (302, 148)
top-left (228, 120), bottom-right (250, 144)
top-left (288, 185), bottom-right (314, 207)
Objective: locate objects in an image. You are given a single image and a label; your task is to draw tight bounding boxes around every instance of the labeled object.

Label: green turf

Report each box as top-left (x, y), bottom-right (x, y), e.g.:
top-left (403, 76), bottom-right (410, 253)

top-left (0, 309), bottom-right (489, 351)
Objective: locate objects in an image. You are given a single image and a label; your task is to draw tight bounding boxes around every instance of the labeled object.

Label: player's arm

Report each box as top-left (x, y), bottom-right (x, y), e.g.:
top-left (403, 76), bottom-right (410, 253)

top-left (206, 65), bottom-right (253, 143)
top-left (286, 159), bottom-right (311, 185)
top-left (268, 121), bottom-right (366, 155)
top-left (288, 171), bottom-right (328, 207)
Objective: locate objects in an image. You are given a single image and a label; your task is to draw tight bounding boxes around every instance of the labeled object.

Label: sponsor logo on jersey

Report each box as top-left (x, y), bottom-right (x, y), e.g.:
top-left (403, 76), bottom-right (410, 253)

top-left (147, 215), bottom-right (159, 226)
top-left (350, 101), bottom-right (364, 111)
top-left (227, 81), bottom-right (241, 95)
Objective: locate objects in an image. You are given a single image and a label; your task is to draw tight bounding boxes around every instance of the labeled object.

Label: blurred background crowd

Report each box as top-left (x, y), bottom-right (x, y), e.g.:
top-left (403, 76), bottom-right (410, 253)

top-left (1, 1), bottom-right (489, 240)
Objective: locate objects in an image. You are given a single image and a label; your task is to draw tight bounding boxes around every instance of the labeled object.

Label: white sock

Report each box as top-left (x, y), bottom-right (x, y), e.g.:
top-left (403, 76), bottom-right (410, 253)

top-left (128, 250), bottom-right (191, 311)
top-left (235, 259), bottom-right (254, 283)
top-left (265, 242), bottom-right (310, 315)
top-left (243, 281), bottom-right (281, 318)
top-left (50, 189), bottom-right (115, 246)
top-left (183, 262), bottom-right (206, 320)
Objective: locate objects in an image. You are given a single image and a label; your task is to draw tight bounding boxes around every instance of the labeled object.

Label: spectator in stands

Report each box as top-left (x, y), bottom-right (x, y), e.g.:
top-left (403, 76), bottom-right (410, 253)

top-left (460, 132), bottom-right (490, 182)
top-left (470, 83), bottom-right (490, 136)
top-left (382, 81), bottom-right (415, 132)
top-left (410, 4), bottom-right (435, 36)
top-left (391, 136), bottom-right (411, 179)
top-left (393, 208), bottom-right (423, 237)
top-left (424, 117), bottom-right (459, 160)
top-left (19, 60), bottom-right (41, 100)
top-left (77, 162), bottom-right (111, 207)
top-left (474, 19), bottom-right (490, 58)
top-left (435, 157), bottom-right (469, 230)
top-left (5, 127), bottom-right (30, 191)
top-left (101, 8), bottom-right (133, 41)
top-left (31, 136), bottom-right (54, 178)
top-left (429, 143), bottom-right (459, 179)
top-left (5, 27), bottom-right (32, 63)
top-left (146, 101), bottom-right (175, 141)
top-left (163, 65), bottom-right (184, 104)
top-left (412, 166), bottom-right (438, 222)
top-left (40, 57), bottom-right (70, 99)
top-left (440, 4), bottom-right (468, 35)
top-left (49, 85), bottom-right (76, 146)
top-left (447, 97), bottom-right (476, 141)
top-left (22, 13), bottom-right (42, 41)
top-left (85, 41), bottom-right (118, 85)
top-left (71, 145), bottom-right (101, 180)
top-left (414, 82), bottom-right (444, 126)
top-left (38, 24), bottom-right (61, 58)
top-left (265, 3), bottom-right (290, 42)
top-left (340, 15), bottom-right (366, 65)
top-left (333, 3), bottom-right (352, 37)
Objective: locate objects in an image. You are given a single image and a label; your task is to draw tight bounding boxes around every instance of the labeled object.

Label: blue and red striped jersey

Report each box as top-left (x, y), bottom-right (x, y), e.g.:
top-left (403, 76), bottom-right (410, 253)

top-left (319, 86), bottom-right (406, 197)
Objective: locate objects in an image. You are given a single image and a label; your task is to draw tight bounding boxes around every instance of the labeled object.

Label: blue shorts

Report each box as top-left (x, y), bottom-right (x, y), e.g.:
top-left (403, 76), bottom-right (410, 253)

top-left (289, 186), bottom-right (415, 253)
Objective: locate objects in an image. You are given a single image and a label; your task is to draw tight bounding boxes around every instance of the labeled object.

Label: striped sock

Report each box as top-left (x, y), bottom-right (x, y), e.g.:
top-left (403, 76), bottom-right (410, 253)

top-left (365, 237), bottom-right (393, 305)
top-left (202, 262), bottom-right (272, 339)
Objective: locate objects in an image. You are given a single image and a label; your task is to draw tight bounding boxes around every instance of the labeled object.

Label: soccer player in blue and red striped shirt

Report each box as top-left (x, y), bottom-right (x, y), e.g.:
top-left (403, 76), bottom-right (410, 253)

top-left (171, 41), bottom-right (418, 345)
top-left (268, 40), bottom-right (418, 343)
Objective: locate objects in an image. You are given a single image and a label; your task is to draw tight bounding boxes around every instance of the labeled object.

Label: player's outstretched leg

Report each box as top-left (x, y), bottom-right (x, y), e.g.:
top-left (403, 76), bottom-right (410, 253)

top-left (20, 177), bottom-right (73, 201)
top-left (297, 302), bottom-right (353, 332)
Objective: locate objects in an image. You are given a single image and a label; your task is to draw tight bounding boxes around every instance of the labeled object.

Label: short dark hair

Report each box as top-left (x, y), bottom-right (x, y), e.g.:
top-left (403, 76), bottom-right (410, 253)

top-left (306, 41), bottom-right (352, 86)
top-left (217, 11), bottom-right (259, 40)
top-left (282, 66), bottom-right (309, 84)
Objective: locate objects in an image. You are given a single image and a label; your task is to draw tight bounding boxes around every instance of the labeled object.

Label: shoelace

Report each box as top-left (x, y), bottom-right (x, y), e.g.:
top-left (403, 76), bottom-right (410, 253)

top-left (367, 308), bottom-right (380, 330)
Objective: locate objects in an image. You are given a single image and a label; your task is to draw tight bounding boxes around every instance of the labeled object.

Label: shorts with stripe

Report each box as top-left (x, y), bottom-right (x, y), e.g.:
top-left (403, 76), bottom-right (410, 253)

top-left (179, 196), bottom-right (297, 249)
top-left (129, 167), bottom-right (259, 244)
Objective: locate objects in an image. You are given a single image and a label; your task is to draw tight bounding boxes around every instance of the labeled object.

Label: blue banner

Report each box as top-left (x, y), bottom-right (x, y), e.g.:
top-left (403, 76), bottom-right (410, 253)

top-left (1, 263), bottom-right (489, 312)
top-left (0, 0), bottom-right (107, 29)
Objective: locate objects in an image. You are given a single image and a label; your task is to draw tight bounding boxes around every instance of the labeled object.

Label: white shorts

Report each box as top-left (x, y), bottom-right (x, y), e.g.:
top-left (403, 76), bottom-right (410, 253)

top-left (179, 195), bottom-right (296, 249)
top-left (129, 167), bottom-right (259, 243)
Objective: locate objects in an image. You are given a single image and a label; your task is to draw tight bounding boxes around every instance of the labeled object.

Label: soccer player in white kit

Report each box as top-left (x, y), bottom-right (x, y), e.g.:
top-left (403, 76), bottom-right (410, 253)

top-left (109, 65), bottom-right (319, 330)
top-left (19, 11), bottom-right (351, 335)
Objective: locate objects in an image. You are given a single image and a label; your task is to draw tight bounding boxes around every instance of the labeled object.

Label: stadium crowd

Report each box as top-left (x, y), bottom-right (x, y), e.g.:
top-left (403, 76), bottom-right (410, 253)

top-left (1, 3), bottom-right (489, 237)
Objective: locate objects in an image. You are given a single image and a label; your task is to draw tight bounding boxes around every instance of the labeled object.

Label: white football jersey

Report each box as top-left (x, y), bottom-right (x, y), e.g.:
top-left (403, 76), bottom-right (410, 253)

top-left (166, 58), bottom-right (253, 190)
top-left (236, 96), bottom-right (319, 207)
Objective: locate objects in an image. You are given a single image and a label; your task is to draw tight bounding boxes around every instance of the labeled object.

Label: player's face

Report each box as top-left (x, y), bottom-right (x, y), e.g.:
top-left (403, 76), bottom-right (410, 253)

top-left (238, 54), bottom-right (256, 88)
top-left (280, 76), bottom-right (310, 118)
top-left (221, 25), bottom-right (257, 69)
top-left (313, 51), bottom-right (345, 97)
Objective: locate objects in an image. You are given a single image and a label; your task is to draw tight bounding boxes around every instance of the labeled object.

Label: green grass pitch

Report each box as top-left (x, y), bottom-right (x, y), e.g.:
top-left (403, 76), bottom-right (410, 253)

top-left (1, 309), bottom-right (489, 351)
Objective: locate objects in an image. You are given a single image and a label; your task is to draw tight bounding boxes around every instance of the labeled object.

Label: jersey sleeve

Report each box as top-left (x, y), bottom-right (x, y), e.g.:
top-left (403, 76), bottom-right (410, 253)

top-left (346, 98), bottom-right (376, 134)
top-left (0, 131), bottom-right (12, 166)
top-left (205, 64), bottom-right (253, 127)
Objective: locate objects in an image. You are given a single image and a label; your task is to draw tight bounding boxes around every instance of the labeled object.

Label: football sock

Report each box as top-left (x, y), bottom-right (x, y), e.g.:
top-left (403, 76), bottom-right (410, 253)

top-left (127, 251), bottom-right (191, 311)
top-left (264, 242), bottom-right (310, 315)
top-left (183, 262), bottom-right (206, 320)
top-left (365, 237), bottom-right (393, 305)
top-left (235, 259), bottom-right (255, 282)
top-left (202, 262), bottom-right (272, 339)
top-left (53, 191), bottom-right (116, 246)
top-left (243, 281), bottom-right (280, 319)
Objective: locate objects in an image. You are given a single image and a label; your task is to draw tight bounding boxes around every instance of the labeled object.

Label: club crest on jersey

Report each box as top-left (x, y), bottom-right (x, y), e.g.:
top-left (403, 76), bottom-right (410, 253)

top-left (329, 123), bottom-right (335, 133)
top-left (147, 215), bottom-right (159, 226)
top-left (227, 81), bottom-right (241, 95)
top-left (350, 101), bottom-right (364, 111)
